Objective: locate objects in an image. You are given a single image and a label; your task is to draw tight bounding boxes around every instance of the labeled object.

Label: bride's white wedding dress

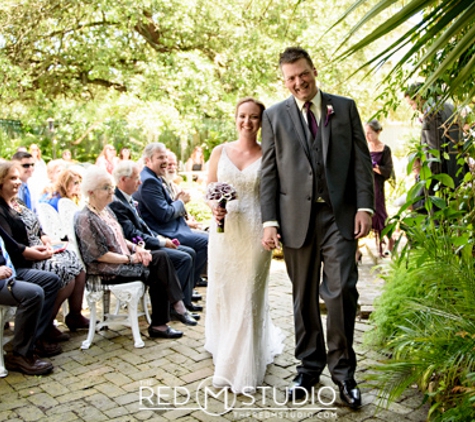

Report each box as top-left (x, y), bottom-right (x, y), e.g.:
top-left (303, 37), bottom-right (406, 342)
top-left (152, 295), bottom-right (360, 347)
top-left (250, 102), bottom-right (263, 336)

top-left (205, 145), bottom-right (284, 394)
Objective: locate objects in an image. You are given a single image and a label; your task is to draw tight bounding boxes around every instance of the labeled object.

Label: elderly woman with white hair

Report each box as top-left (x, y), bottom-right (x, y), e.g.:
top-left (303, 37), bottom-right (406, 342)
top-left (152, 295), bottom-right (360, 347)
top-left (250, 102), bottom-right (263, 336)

top-left (74, 165), bottom-right (193, 339)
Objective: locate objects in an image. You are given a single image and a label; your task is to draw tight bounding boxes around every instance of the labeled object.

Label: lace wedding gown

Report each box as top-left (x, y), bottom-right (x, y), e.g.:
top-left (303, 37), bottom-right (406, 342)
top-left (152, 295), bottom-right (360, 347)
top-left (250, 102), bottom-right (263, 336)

top-left (204, 145), bottom-right (284, 394)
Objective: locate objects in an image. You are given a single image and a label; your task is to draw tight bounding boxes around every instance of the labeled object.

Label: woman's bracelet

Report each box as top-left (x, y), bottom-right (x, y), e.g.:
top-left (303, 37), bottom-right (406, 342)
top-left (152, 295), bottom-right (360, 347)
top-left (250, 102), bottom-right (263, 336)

top-left (128, 254), bottom-right (134, 264)
top-left (131, 244), bottom-right (136, 253)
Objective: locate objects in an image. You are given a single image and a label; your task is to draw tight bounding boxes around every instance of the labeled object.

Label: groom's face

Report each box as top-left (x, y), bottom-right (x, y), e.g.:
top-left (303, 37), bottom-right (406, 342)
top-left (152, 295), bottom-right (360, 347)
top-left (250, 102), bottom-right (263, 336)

top-left (282, 58), bottom-right (318, 102)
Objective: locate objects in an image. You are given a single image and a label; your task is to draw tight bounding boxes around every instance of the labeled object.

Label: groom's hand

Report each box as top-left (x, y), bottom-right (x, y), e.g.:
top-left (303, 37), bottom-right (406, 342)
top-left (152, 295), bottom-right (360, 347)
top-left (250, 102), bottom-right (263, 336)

top-left (262, 227), bottom-right (281, 251)
top-left (354, 211), bottom-right (372, 239)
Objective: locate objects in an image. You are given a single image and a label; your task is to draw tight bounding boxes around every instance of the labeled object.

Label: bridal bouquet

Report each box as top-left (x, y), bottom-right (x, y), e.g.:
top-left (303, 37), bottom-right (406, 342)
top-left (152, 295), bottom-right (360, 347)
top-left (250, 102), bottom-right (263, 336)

top-left (205, 182), bottom-right (238, 233)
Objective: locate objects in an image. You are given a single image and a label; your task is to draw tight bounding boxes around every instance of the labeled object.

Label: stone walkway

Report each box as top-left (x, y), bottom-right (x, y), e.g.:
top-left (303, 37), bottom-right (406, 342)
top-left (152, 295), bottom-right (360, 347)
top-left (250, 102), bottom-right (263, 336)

top-left (0, 242), bottom-right (429, 422)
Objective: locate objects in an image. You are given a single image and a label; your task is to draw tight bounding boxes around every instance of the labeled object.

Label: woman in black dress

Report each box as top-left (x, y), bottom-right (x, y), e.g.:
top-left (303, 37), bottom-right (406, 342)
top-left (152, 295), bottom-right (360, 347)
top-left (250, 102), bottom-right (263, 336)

top-left (365, 119), bottom-right (395, 257)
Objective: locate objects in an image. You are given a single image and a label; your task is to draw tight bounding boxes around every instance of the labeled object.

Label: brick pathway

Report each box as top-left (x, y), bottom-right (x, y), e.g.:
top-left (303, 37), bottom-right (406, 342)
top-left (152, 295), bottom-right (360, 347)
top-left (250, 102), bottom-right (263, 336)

top-left (0, 243), bottom-right (429, 421)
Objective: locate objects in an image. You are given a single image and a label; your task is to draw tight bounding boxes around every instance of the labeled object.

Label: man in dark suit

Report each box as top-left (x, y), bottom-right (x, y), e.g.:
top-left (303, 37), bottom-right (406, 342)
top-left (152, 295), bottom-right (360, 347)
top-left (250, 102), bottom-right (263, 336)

top-left (132, 143), bottom-right (208, 302)
top-left (109, 161), bottom-right (202, 318)
top-left (405, 83), bottom-right (466, 200)
top-left (260, 47), bottom-right (374, 408)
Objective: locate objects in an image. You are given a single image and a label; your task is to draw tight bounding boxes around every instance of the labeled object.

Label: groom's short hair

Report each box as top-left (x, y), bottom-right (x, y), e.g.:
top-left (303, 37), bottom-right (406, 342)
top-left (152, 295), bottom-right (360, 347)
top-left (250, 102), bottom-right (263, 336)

top-left (279, 47), bottom-right (314, 69)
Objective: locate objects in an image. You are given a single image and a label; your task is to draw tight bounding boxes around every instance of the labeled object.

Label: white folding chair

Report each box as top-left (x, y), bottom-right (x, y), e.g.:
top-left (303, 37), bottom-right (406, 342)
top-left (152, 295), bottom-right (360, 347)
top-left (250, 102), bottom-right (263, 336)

top-left (57, 198), bottom-right (82, 258)
top-left (67, 211), bottom-right (150, 349)
top-left (0, 306), bottom-right (16, 378)
top-left (36, 202), bottom-right (65, 241)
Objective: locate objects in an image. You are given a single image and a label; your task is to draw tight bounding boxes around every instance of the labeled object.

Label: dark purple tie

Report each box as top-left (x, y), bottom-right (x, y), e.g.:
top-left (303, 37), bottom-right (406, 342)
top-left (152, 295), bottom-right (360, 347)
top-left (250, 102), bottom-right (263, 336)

top-left (304, 101), bottom-right (318, 139)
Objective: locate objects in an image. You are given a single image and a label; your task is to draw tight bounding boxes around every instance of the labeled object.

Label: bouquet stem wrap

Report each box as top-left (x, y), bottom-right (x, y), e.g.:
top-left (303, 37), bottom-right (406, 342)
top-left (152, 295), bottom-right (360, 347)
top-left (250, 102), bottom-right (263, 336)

top-left (217, 199), bottom-right (227, 233)
top-left (205, 182), bottom-right (238, 233)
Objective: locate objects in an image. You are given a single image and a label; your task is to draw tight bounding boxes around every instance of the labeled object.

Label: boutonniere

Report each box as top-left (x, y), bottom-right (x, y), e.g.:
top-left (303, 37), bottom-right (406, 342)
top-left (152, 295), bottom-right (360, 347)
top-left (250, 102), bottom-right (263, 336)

top-left (324, 104), bottom-right (334, 127)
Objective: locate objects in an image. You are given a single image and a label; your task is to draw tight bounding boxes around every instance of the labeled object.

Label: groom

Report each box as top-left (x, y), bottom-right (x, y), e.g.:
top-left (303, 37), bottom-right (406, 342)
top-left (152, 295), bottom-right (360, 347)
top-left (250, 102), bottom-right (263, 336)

top-left (260, 47), bottom-right (374, 409)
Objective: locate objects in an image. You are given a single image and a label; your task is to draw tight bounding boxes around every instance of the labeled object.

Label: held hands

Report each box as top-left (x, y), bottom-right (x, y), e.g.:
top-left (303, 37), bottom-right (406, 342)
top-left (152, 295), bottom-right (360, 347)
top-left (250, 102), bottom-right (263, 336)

top-left (0, 265), bottom-right (13, 280)
top-left (261, 226), bottom-right (281, 251)
top-left (354, 211), bottom-right (372, 239)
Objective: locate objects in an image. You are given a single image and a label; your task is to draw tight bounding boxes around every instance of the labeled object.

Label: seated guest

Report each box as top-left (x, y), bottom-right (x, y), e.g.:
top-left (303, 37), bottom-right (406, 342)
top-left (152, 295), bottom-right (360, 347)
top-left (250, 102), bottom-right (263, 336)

top-left (119, 147), bottom-right (132, 162)
top-left (28, 144), bottom-right (48, 204)
top-left (110, 161), bottom-right (202, 316)
top-left (41, 159), bottom-right (67, 198)
top-left (133, 143), bottom-right (209, 292)
top-left (75, 166), bottom-right (197, 337)
top-left (0, 230), bottom-right (61, 372)
top-left (185, 146), bottom-right (206, 182)
top-left (39, 167), bottom-right (82, 211)
top-left (0, 161), bottom-right (87, 346)
top-left (61, 149), bottom-right (73, 163)
top-left (11, 151), bottom-right (35, 211)
top-left (165, 150), bottom-right (204, 231)
top-left (0, 237), bottom-right (55, 374)
top-left (95, 144), bottom-right (118, 174)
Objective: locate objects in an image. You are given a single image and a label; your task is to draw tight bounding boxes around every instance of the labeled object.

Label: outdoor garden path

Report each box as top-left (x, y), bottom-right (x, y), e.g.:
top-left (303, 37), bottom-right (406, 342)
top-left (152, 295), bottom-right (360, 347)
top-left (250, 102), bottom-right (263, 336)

top-left (0, 240), bottom-right (429, 422)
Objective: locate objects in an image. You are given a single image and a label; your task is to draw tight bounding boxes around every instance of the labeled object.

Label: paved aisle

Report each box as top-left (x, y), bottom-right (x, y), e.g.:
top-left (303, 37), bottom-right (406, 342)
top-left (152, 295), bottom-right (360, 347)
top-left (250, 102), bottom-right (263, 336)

top-left (0, 249), bottom-right (428, 421)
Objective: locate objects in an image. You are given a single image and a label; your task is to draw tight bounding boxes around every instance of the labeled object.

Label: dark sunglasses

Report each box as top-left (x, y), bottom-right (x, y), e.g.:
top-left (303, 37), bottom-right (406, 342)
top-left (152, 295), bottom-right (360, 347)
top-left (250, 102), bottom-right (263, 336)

top-left (21, 163), bottom-right (35, 168)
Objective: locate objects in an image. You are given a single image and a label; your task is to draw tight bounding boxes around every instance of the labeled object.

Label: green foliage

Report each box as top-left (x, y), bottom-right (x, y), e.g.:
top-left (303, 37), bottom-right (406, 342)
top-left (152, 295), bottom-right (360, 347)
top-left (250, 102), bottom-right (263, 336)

top-left (333, 0), bottom-right (475, 112)
top-left (0, 0), bottom-right (409, 162)
top-left (365, 147), bottom-right (475, 420)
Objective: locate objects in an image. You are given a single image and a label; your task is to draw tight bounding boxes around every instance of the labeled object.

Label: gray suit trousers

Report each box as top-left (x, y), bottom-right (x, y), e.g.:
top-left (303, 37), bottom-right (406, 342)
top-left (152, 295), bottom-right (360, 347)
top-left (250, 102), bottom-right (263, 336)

top-left (283, 203), bottom-right (358, 383)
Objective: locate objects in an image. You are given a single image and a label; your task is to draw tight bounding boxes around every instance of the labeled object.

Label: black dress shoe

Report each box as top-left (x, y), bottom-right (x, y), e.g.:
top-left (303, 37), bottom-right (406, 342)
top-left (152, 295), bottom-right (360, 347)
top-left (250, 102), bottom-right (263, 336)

top-left (337, 379), bottom-right (361, 409)
top-left (191, 292), bottom-right (202, 302)
top-left (196, 278), bottom-right (208, 287)
top-left (148, 326), bottom-right (183, 339)
top-left (189, 312), bottom-right (200, 321)
top-left (287, 373), bottom-right (320, 400)
top-left (34, 339), bottom-right (62, 357)
top-left (186, 304), bottom-right (203, 312)
top-left (170, 309), bottom-right (198, 326)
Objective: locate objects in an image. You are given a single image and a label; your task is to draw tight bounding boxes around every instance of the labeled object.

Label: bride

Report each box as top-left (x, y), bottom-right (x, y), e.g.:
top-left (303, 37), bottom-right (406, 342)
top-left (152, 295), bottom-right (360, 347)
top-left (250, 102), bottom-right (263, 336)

top-left (204, 97), bottom-right (284, 394)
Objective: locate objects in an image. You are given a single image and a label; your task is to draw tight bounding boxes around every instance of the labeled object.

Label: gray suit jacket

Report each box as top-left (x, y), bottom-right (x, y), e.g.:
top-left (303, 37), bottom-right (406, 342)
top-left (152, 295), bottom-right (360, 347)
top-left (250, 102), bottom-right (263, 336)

top-left (260, 92), bottom-right (374, 248)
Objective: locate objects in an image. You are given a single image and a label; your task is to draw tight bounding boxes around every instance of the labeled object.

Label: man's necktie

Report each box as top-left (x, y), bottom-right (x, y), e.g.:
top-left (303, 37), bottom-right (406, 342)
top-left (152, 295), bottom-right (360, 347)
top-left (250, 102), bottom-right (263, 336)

top-left (0, 235), bottom-right (16, 282)
top-left (304, 101), bottom-right (318, 139)
top-left (162, 178), bottom-right (175, 200)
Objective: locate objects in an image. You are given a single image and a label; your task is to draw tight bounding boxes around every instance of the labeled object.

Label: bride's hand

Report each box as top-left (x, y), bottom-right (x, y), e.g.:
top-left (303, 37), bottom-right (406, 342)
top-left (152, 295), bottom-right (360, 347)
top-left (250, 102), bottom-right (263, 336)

top-left (211, 201), bottom-right (227, 222)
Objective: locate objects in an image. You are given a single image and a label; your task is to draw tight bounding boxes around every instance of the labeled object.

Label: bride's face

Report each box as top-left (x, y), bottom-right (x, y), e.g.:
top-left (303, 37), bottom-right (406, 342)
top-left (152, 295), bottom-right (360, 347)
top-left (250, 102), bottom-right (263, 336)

top-left (236, 102), bottom-right (262, 139)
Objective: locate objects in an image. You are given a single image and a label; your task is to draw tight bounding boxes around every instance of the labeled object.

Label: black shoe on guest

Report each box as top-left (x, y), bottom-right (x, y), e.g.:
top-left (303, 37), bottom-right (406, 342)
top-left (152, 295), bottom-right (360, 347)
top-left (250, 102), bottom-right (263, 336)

top-left (46, 324), bottom-right (71, 342)
top-left (148, 326), bottom-right (183, 339)
top-left (337, 379), bottom-right (361, 409)
top-left (196, 278), bottom-right (208, 287)
top-left (287, 373), bottom-right (320, 400)
top-left (186, 304), bottom-right (203, 312)
top-left (191, 291), bottom-right (202, 302)
top-left (34, 339), bottom-right (62, 357)
top-left (170, 309), bottom-right (198, 326)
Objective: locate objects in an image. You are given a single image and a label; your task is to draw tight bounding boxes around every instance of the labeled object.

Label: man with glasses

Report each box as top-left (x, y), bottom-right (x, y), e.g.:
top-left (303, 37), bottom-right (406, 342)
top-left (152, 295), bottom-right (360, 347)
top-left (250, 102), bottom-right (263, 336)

top-left (260, 47), bottom-right (374, 408)
top-left (11, 151), bottom-right (35, 210)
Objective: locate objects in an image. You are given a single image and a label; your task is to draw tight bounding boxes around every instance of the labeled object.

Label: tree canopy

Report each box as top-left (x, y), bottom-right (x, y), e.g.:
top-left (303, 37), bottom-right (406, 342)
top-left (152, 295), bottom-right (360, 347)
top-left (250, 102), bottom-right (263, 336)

top-left (0, 0), bottom-right (407, 161)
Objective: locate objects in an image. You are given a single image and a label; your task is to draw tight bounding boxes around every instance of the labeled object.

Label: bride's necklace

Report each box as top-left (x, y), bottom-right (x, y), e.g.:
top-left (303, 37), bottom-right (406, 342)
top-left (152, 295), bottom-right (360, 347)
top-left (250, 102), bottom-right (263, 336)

top-left (87, 202), bottom-right (107, 217)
